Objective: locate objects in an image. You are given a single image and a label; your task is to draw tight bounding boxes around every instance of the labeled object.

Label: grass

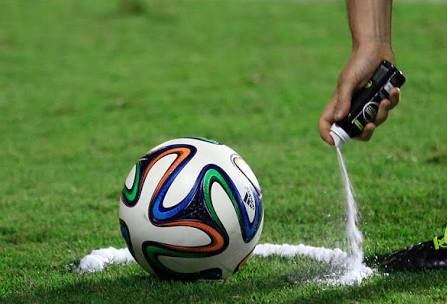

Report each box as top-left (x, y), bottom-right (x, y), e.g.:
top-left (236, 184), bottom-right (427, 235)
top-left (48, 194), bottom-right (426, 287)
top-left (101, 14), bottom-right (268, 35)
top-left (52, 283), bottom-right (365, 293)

top-left (1, 0), bottom-right (447, 303)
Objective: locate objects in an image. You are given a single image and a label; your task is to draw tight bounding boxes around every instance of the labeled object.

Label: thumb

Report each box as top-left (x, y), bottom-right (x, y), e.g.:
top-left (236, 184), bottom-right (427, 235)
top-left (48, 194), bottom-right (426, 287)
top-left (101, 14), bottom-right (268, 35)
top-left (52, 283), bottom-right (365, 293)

top-left (335, 81), bottom-right (354, 121)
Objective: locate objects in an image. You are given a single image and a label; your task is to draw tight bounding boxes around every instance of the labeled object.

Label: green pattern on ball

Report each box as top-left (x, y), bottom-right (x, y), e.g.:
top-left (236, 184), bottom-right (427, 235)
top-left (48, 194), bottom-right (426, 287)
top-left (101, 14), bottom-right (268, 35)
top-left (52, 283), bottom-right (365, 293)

top-left (123, 162), bottom-right (140, 202)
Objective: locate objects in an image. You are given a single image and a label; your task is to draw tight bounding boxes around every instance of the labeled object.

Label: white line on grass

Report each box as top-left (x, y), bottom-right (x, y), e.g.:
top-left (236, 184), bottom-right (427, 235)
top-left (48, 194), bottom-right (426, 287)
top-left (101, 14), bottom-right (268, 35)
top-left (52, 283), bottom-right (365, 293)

top-left (74, 243), bottom-right (373, 285)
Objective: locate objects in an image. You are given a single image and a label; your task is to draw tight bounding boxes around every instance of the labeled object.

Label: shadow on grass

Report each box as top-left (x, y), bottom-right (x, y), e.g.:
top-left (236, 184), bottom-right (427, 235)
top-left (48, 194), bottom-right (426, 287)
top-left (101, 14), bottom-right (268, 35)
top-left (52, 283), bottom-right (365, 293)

top-left (3, 259), bottom-right (447, 303)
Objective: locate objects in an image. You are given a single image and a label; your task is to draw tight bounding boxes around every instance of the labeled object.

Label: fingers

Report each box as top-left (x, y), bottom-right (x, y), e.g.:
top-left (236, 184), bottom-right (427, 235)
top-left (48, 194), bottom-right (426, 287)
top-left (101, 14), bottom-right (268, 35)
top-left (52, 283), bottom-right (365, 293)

top-left (351, 87), bottom-right (400, 141)
top-left (389, 88), bottom-right (400, 109)
top-left (356, 123), bottom-right (376, 141)
top-left (375, 88), bottom-right (401, 126)
top-left (335, 79), bottom-right (355, 121)
top-left (375, 99), bottom-right (390, 126)
top-left (319, 117), bottom-right (335, 145)
top-left (319, 95), bottom-right (337, 146)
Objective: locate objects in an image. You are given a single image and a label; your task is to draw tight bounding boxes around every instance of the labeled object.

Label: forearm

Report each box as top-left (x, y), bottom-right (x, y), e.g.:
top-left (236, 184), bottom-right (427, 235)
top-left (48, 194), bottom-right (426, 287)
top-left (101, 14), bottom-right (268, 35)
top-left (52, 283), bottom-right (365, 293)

top-left (347, 0), bottom-right (393, 50)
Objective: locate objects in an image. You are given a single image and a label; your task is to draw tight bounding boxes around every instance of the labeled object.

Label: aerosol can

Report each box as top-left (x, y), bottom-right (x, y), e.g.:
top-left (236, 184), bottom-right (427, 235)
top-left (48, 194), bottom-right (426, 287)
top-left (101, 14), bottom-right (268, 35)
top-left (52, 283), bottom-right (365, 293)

top-left (330, 60), bottom-right (406, 146)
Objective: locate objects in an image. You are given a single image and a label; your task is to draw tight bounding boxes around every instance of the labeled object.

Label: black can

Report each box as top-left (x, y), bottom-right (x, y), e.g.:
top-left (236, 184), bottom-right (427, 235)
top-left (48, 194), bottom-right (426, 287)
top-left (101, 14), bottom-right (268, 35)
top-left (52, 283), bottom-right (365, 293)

top-left (330, 60), bottom-right (406, 146)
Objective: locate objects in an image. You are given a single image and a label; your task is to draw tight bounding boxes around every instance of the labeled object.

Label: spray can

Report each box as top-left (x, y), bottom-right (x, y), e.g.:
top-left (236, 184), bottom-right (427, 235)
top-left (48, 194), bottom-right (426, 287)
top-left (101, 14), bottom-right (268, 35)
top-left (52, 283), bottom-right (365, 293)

top-left (330, 60), bottom-right (406, 146)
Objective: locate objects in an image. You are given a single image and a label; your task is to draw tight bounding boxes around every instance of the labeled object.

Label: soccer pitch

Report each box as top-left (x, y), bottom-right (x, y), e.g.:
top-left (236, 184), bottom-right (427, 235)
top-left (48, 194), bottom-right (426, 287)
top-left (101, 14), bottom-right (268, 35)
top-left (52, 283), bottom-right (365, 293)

top-left (1, 0), bottom-right (447, 303)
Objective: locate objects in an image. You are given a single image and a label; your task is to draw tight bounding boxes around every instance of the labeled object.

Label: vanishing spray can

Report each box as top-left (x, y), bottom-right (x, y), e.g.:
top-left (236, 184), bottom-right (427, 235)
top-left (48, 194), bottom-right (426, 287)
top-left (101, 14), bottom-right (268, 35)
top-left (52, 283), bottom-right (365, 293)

top-left (330, 60), bottom-right (406, 146)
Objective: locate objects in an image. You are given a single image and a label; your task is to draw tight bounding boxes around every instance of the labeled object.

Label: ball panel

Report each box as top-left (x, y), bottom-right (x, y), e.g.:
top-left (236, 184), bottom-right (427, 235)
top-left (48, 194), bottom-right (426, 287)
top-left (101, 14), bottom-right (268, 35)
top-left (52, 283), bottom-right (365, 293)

top-left (124, 165), bottom-right (136, 190)
top-left (122, 162), bottom-right (140, 206)
top-left (138, 153), bottom-right (177, 207)
top-left (147, 145), bottom-right (198, 222)
top-left (142, 240), bottom-right (223, 280)
top-left (210, 183), bottom-right (240, 240)
top-left (119, 219), bottom-right (135, 259)
top-left (231, 154), bottom-right (262, 196)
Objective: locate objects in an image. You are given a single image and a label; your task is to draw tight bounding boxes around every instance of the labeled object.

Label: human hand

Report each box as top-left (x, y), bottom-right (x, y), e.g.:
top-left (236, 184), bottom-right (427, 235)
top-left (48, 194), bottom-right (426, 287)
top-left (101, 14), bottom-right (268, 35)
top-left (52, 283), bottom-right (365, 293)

top-left (319, 43), bottom-right (401, 145)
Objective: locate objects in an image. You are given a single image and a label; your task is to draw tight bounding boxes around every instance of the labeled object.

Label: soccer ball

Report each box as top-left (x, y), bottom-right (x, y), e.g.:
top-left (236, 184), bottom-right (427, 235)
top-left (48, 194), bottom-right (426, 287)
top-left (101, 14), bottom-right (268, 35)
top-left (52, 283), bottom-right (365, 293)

top-left (119, 137), bottom-right (263, 280)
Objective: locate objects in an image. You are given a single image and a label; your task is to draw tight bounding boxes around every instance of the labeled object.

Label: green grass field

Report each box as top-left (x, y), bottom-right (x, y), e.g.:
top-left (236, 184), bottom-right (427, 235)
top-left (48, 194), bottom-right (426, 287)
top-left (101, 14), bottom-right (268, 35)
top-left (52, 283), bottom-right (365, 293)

top-left (1, 0), bottom-right (447, 303)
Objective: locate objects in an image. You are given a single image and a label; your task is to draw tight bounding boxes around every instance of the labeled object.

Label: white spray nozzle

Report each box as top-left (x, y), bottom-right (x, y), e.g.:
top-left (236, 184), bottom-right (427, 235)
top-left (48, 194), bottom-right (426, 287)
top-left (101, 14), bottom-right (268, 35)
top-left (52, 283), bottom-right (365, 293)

top-left (330, 124), bottom-right (351, 147)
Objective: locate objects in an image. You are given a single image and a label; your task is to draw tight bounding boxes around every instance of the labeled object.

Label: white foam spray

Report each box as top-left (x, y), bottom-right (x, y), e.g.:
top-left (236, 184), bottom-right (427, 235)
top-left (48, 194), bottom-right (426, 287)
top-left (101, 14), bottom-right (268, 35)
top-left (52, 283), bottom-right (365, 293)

top-left (75, 244), bottom-right (347, 273)
top-left (334, 145), bottom-right (373, 284)
top-left (253, 243), bottom-right (347, 265)
top-left (74, 247), bottom-right (134, 273)
top-left (74, 242), bottom-right (372, 285)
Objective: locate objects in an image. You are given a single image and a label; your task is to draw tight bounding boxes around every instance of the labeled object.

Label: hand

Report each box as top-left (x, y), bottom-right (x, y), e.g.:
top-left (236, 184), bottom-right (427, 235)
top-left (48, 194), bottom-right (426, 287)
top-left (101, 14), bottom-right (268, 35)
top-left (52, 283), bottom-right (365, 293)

top-left (319, 43), bottom-right (401, 145)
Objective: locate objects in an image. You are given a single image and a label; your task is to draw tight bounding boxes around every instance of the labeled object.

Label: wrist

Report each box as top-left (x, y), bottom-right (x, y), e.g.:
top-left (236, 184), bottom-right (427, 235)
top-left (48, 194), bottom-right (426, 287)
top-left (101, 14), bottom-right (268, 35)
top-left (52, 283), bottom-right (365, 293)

top-left (352, 41), bottom-right (394, 61)
top-left (353, 40), bottom-right (392, 52)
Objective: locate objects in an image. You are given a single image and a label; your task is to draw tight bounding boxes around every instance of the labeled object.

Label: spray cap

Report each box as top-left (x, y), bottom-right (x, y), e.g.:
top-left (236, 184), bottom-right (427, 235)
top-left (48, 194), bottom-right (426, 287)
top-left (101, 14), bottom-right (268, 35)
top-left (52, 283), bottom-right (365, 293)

top-left (330, 124), bottom-right (350, 147)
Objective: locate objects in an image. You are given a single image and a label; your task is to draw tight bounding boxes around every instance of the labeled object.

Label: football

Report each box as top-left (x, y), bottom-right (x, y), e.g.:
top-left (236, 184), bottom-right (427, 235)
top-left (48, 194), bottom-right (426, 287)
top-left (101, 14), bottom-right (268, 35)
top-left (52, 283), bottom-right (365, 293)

top-left (119, 137), bottom-right (264, 280)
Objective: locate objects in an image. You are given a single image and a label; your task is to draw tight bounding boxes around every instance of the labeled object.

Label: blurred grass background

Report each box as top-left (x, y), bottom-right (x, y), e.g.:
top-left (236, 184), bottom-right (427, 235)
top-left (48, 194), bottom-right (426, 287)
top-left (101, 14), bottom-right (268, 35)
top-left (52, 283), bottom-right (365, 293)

top-left (1, 0), bottom-right (447, 303)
